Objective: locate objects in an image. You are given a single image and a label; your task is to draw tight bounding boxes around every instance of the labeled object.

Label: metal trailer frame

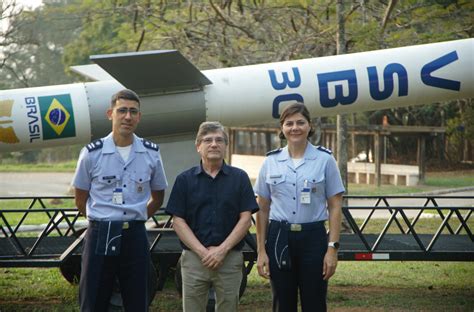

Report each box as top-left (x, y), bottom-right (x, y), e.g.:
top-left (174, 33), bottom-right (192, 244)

top-left (1, 195), bottom-right (473, 292)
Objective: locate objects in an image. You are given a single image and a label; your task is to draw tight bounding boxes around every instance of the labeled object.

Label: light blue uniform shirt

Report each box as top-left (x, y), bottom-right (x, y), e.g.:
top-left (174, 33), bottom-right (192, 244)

top-left (254, 143), bottom-right (345, 223)
top-left (73, 133), bottom-right (168, 221)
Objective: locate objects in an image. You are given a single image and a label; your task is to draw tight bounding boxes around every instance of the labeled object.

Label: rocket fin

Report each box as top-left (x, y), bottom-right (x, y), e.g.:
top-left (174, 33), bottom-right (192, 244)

top-left (70, 64), bottom-right (115, 82)
top-left (90, 50), bottom-right (212, 95)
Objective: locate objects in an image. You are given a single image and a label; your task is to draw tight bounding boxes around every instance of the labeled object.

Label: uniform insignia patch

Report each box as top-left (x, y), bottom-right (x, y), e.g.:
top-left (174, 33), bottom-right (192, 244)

top-left (266, 148), bottom-right (282, 156)
top-left (316, 145), bottom-right (332, 154)
top-left (143, 139), bottom-right (159, 151)
top-left (86, 139), bottom-right (103, 152)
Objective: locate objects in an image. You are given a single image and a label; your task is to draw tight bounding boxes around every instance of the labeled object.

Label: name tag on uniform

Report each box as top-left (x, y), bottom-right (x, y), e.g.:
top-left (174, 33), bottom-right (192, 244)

top-left (136, 183), bottom-right (144, 193)
top-left (301, 180), bottom-right (311, 204)
top-left (112, 188), bottom-right (123, 205)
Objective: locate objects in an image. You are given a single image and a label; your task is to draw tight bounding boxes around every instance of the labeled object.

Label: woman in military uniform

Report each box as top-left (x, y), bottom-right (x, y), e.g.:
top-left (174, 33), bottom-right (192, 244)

top-left (254, 102), bottom-right (345, 312)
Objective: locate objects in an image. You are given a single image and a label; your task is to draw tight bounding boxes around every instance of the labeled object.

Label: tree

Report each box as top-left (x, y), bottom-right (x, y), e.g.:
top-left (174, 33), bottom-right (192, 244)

top-left (0, 0), bottom-right (28, 88)
top-left (0, 0), bottom-right (82, 89)
top-left (62, 1), bottom-right (340, 70)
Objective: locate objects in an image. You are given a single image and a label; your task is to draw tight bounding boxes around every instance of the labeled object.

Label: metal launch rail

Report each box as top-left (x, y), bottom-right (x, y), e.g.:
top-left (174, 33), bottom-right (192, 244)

top-left (1, 195), bottom-right (472, 297)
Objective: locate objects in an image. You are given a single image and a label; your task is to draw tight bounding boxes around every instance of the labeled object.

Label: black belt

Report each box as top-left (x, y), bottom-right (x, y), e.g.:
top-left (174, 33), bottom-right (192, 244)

top-left (89, 220), bottom-right (145, 230)
top-left (270, 220), bottom-right (325, 232)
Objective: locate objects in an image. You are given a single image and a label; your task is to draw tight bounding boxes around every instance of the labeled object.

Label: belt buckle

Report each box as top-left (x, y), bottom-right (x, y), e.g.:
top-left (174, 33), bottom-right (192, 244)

top-left (122, 222), bottom-right (129, 229)
top-left (290, 224), bottom-right (302, 232)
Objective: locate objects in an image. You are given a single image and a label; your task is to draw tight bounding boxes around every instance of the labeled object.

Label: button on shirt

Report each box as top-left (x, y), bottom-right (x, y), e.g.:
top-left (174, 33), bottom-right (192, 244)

top-left (165, 162), bottom-right (259, 250)
top-left (254, 143), bottom-right (345, 223)
top-left (73, 133), bottom-right (168, 221)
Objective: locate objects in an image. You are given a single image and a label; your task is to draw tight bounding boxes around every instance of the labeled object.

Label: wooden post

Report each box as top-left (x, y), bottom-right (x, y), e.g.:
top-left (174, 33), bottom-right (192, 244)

top-left (417, 135), bottom-right (426, 184)
top-left (228, 128), bottom-right (235, 164)
top-left (374, 132), bottom-right (381, 187)
top-left (351, 114), bottom-right (356, 158)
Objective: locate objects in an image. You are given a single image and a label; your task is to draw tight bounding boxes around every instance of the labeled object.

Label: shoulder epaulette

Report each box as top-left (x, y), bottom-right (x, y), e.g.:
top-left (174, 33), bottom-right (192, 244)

top-left (266, 148), bottom-right (282, 156)
top-left (86, 139), bottom-right (103, 152)
top-left (143, 139), bottom-right (159, 151)
top-left (317, 145), bottom-right (332, 154)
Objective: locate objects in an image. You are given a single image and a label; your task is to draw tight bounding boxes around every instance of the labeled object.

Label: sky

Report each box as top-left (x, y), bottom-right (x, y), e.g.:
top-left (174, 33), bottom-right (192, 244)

top-left (15, 0), bottom-right (43, 9)
top-left (1, 0), bottom-right (43, 32)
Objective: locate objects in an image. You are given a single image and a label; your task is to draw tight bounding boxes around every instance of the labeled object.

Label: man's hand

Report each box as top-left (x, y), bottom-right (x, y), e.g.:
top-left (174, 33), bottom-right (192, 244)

top-left (74, 188), bottom-right (89, 217)
top-left (147, 190), bottom-right (164, 219)
top-left (322, 248), bottom-right (338, 281)
top-left (256, 251), bottom-right (270, 279)
top-left (201, 246), bottom-right (228, 270)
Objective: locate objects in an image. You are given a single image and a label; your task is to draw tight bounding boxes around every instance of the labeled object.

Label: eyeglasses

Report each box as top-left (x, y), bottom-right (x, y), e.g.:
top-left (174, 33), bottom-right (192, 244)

top-left (201, 137), bottom-right (226, 145)
top-left (116, 107), bottom-right (140, 116)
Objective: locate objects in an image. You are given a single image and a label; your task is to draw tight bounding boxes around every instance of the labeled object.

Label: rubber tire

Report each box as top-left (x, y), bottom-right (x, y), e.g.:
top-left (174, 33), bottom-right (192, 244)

top-left (60, 226), bottom-right (158, 308)
top-left (108, 258), bottom-right (159, 309)
top-left (61, 256), bottom-right (158, 309)
top-left (59, 227), bottom-right (87, 285)
top-left (59, 254), bottom-right (81, 284)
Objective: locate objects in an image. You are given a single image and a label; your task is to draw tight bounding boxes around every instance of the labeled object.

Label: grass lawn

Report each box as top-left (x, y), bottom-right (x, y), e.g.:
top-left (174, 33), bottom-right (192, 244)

top-left (0, 161), bottom-right (77, 172)
top-left (347, 169), bottom-right (473, 195)
top-left (1, 261), bottom-right (473, 311)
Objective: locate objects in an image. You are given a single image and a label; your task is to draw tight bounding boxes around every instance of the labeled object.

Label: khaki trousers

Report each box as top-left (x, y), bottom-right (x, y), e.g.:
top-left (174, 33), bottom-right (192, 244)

top-left (181, 249), bottom-right (243, 312)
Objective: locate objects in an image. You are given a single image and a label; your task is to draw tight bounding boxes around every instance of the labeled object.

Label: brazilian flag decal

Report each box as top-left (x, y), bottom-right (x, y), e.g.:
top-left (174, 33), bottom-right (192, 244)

top-left (39, 94), bottom-right (76, 140)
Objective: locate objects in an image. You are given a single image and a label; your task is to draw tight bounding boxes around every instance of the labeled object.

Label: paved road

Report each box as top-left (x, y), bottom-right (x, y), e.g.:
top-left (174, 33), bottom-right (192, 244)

top-left (0, 172), bottom-right (74, 196)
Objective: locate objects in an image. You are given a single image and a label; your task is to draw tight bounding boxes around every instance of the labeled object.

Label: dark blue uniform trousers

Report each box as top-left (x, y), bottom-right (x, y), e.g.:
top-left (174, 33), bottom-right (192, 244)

top-left (266, 220), bottom-right (328, 312)
top-left (79, 221), bottom-right (150, 312)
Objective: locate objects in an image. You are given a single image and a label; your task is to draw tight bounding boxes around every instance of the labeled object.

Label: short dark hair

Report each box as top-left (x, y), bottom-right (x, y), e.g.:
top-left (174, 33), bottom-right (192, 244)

top-left (195, 121), bottom-right (229, 145)
top-left (279, 102), bottom-right (315, 140)
top-left (110, 89), bottom-right (140, 108)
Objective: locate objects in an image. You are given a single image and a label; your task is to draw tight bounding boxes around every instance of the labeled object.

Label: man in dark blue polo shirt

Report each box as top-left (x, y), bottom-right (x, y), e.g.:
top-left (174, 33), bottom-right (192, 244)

top-left (166, 121), bottom-right (258, 312)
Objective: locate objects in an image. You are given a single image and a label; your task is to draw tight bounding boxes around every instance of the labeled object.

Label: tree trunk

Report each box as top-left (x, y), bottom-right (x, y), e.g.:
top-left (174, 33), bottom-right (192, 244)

top-left (336, 0), bottom-right (351, 232)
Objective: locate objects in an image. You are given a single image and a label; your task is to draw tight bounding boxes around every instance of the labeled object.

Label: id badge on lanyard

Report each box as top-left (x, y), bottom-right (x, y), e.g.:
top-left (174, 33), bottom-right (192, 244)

top-left (300, 180), bottom-right (311, 204)
top-left (112, 182), bottom-right (123, 205)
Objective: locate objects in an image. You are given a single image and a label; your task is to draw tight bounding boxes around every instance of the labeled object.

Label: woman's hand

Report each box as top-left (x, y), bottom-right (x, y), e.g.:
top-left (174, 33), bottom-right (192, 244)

top-left (322, 248), bottom-right (338, 280)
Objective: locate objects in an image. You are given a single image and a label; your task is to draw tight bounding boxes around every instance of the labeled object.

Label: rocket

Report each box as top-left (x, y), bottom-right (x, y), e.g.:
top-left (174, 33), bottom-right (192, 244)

top-left (0, 38), bottom-right (472, 153)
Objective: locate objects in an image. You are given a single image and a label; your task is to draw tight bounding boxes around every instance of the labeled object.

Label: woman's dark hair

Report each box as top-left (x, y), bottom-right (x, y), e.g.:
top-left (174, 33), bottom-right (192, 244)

top-left (279, 102), bottom-right (315, 140)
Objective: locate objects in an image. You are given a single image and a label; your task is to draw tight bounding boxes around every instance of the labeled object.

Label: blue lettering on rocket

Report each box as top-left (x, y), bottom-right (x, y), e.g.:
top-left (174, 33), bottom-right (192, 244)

top-left (272, 94), bottom-right (304, 118)
top-left (268, 67), bottom-right (301, 90)
top-left (268, 67), bottom-right (304, 118)
top-left (25, 97), bottom-right (41, 142)
top-left (317, 70), bottom-right (358, 108)
top-left (367, 63), bottom-right (408, 101)
top-left (421, 51), bottom-right (460, 91)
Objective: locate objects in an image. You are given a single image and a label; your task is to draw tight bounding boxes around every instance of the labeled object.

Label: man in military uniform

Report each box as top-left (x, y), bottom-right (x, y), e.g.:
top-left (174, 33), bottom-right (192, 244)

top-left (73, 89), bottom-right (168, 311)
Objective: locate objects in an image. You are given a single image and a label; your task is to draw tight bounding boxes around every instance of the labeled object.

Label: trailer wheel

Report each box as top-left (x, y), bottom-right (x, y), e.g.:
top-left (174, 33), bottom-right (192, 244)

top-left (174, 257), bottom-right (248, 310)
top-left (108, 258), bottom-right (158, 309)
top-left (59, 227), bottom-right (86, 285)
top-left (61, 256), bottom-right (158, 308)
top-left (59, 254), bottom-right (81, 284)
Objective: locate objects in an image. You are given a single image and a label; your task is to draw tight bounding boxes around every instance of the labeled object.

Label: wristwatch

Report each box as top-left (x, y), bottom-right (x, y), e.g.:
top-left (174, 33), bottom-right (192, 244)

top-left (328, 241), bottom-right (340, 249)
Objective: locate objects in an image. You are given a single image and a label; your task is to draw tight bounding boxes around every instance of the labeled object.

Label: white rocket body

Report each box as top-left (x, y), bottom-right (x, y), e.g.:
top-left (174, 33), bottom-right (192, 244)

top-left (0, 38), bottom-right (472, 153)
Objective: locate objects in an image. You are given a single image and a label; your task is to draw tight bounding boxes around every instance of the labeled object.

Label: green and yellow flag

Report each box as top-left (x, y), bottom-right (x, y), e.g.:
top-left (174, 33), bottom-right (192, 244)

top-left (39, 94), bottom-right (76, 140)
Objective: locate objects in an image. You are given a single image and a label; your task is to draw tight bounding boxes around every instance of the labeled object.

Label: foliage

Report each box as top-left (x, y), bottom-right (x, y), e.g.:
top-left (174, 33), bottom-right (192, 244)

top-left (0, 0), bottom-right (82, 89)
top-left (445, 99), bottom-right (474, 162)
top-left (62, 0), bottom-right (339, 70)
top-left (0, 0), bottom-right (26, 89)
